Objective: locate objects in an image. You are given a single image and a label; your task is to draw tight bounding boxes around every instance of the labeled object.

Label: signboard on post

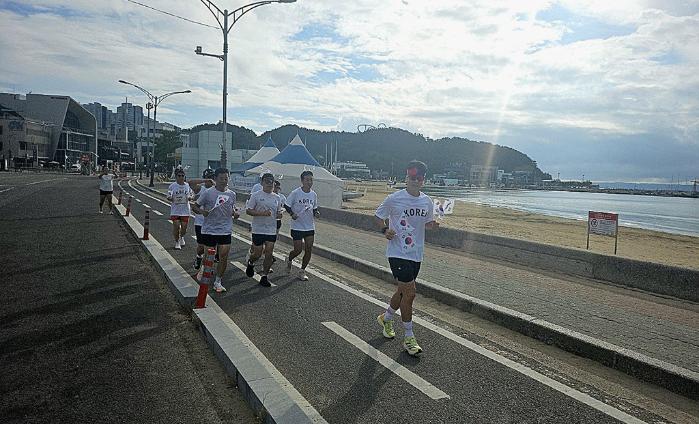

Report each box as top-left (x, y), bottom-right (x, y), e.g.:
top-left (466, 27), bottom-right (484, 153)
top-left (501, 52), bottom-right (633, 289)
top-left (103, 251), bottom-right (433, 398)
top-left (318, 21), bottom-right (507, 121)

top-left (587, 211), bottom-right (619, 254)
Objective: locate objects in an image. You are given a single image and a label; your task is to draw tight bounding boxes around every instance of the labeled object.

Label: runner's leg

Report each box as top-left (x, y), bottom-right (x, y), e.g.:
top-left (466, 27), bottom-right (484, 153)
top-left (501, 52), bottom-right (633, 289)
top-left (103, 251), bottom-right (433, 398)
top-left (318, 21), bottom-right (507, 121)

top-left (216, 244), bottom-right (231, 277)
top-left (262, 241), bottom-right (275, 274)
top-left (301, 235), bottom-right (314, 269)
top-left (288, 239), bottom-right (303, 261)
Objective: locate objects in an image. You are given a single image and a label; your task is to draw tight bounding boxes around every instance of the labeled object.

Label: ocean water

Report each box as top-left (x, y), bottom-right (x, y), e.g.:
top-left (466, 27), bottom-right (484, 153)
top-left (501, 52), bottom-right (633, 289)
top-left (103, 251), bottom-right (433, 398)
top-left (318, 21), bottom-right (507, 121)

top-left (423, 188), bottom-right (699, 237)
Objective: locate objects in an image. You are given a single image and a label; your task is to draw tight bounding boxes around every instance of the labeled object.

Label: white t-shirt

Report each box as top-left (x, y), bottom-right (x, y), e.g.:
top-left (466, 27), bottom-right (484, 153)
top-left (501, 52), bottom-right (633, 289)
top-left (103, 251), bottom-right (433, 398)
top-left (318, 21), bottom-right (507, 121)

top-left (285, 187), bottom-right (318, 231)
top-left (251, 183), bottom-right (263, 193)
top-left (193, 184), bottom-right (210, 227)
top-left (247, 190), bottom-right (283, 235)
top-left (168, 182), bottom-right (193, 217)
top-left (375, 189), bottom-right (434, 262)
top-left (196, 187), bottom-right (237, 235)
top-left (99, 174), bottom-right (114, 192)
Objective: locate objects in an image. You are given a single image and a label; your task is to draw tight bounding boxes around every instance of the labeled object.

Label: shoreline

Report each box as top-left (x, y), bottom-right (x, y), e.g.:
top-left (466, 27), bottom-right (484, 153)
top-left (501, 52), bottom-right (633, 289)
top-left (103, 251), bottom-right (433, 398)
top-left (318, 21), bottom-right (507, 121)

top-left (342, 182), bottom-right (699, 271)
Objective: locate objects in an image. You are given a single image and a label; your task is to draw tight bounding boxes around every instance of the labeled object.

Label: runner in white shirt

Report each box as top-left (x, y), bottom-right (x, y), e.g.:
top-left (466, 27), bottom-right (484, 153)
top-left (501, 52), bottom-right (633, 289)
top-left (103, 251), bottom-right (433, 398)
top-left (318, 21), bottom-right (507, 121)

top-left (375, 160), bottom-right (438, 356)
top-left (97, 165), bottom-right (117, 214)
top-left (191, 168), bottom-right (215, 270)
top-left (191, 168), bottom-right (240, 293)
top-left (166, 169), bottom-right (193, 250)
top-left (283, 170), bottom-right (319, 281)
top-left (245, 173), bottom-right (283, 287)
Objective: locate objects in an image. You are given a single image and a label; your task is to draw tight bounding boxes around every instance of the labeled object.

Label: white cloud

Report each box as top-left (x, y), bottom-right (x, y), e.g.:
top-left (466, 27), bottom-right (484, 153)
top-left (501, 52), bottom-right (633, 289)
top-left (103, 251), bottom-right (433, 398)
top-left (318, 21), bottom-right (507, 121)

top-left (0, 0), bottom-right (697, 180)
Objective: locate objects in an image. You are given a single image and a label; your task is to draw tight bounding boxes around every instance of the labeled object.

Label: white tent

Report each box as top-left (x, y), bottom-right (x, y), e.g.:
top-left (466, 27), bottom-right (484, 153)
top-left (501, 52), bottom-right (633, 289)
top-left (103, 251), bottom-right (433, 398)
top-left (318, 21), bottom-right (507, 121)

top-left (231, 136), bottom-right (280, 174)
top-left (247, 134), bottom-right (345, 208)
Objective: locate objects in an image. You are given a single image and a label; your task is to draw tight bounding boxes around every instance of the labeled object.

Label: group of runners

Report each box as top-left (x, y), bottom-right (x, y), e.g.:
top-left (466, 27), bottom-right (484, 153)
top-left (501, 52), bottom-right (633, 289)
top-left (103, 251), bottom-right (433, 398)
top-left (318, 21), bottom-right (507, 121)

top-left (101, 160), bottom-right (437, 356)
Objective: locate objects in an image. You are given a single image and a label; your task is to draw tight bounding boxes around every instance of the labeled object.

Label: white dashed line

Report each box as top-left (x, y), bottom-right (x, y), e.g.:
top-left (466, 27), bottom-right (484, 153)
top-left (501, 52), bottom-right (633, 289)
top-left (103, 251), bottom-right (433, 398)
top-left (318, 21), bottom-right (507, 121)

top-left (152, 210), bottom-right (163, 216)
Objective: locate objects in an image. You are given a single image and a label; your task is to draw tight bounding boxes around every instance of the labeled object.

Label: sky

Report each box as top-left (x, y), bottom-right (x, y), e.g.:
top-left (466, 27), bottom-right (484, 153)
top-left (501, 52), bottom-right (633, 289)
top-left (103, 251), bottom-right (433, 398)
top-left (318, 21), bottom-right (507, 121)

top-left (1, 0), bottom-right (698, 182)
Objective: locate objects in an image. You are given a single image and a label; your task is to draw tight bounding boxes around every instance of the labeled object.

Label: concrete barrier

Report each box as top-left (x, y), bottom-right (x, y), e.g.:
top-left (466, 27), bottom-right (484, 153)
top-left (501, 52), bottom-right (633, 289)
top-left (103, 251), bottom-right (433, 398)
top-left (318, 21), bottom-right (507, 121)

top-left (317, 207), bottom-right (699, 302)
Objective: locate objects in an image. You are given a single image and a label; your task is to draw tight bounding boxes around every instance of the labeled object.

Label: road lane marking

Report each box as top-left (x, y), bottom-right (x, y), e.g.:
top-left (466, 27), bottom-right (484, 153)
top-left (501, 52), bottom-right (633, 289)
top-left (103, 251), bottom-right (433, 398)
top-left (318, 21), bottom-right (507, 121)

top-left (231, 261), bottom-right (277, 287)
top-left (230, 233), bottom-right (650, 423)
top-left (152, 210), bottom-right (163, 216)
top-left (126, 180), bottom-right (170, 207)
top-left (142, 203), bottom-right (151, 208)
top-left (26, 177), bottom-right (66, 185)
top-left (0, 187), bottom-right (14, 194)
top-left (321, 321), bottom-right (449, 400)
top-left (305, 267), bottom-right (648, 423)
top-left (135, 198), bottom-right (142, 203)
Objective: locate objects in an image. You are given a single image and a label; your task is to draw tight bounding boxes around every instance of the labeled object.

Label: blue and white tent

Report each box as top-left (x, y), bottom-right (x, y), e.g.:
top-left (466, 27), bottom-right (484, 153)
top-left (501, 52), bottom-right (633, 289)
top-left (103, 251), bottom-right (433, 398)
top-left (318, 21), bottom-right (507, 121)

top-left (247, 134), bottom-right (344, 208)
top-left (231, 136), bottom-right (280, 174)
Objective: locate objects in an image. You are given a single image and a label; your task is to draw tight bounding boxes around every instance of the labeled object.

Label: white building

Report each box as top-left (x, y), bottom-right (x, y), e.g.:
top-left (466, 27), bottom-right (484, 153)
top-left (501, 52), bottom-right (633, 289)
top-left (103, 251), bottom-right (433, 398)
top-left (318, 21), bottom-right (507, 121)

top-left (177, 130), bottom-right (256, 179)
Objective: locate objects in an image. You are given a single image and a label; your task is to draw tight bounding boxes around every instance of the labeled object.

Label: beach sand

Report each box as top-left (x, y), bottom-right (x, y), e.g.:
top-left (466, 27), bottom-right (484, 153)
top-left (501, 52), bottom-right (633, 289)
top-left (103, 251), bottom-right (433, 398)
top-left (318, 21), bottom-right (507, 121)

top-left (343, 182), bottom-right (699, 271)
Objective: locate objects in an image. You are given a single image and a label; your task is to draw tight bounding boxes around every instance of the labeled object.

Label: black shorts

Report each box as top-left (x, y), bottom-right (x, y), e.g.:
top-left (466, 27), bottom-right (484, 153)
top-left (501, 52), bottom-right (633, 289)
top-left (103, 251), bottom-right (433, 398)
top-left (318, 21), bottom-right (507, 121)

top-left (388, 257), bottom-right (421, 283)
top-left (276, 220), bottom-right (282, 231)
top-left (195, 225), bottom-right (203, 244)
top-left (199, 233), bottom-right (231, 247)
top-left (291, 229), bottom-right (315, 240)
top-left (252, 233), bottom-right (277, 246)
top-left (100, 190), bottom-right (113, 196)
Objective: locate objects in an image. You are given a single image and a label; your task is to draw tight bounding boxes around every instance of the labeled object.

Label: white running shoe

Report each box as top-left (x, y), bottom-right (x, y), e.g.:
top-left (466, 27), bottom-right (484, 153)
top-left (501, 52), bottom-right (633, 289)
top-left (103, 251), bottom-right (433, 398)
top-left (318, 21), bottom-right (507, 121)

top-left (298, 269), bottom-right (308, 281)
top-left (213, 280), bottom-right (227, 293)
top-left (99, 209), bottom-right (103, 214)
top-left (285, 257), bottom-right (292, 274)
top-left (179, 237), bottom-right (185, 246)
top-left (174, 240), bottom-right (181, 250)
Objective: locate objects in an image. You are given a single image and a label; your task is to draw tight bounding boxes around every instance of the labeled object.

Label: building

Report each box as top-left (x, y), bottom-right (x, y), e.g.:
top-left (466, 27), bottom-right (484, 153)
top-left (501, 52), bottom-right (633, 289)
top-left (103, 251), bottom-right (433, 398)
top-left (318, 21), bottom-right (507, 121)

top-left (331, 161), bottom-right (371, 179)
top-left (116, 102), bottom-right (143, 131)
top-left (470, 165), bottom-right (499, 186)
top-left (177, 130), bottom-right (256, 179)
top-left (0, 93), bottom-right (97, 168)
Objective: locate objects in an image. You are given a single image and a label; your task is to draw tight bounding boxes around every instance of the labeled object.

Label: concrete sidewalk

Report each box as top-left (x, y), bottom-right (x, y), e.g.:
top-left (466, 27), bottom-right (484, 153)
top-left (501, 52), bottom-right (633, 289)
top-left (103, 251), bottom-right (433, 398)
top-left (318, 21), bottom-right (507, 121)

top-left (0, 175), bottom-right (257, 423)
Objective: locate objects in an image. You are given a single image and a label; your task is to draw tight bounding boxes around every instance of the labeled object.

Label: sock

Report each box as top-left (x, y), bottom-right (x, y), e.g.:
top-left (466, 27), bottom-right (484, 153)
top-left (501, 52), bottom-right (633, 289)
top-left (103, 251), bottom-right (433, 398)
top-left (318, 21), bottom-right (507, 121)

top-left (214, 276), bottom-right (221, 284)
top-left (384, 306), bottom-right (396, 321)
top-left (403, 320), bottom-right (414, 338)
top-left (196, 254), bottom-right (203, 259)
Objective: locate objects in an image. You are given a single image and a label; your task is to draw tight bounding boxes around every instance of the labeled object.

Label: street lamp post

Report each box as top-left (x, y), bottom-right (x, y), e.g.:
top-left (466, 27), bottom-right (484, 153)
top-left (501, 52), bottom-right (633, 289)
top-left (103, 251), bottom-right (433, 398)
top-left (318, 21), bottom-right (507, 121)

top-left (195, 0), bottom-right (296, 167)
top-left (118, 80), bottom-right (191, 186)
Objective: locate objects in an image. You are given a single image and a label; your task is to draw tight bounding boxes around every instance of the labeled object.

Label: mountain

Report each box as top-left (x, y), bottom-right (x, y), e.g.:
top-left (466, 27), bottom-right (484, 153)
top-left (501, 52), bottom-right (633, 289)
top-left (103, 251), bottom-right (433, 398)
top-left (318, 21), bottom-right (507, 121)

top-left (257, 125), bottom-right (550, 180)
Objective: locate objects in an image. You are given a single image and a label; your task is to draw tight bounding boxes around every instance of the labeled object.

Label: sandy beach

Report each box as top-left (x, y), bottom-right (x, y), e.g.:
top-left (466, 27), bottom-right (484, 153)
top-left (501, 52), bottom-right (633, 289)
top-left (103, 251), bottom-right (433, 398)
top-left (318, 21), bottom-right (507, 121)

top-left (343, 182), bottom-right (699, 271)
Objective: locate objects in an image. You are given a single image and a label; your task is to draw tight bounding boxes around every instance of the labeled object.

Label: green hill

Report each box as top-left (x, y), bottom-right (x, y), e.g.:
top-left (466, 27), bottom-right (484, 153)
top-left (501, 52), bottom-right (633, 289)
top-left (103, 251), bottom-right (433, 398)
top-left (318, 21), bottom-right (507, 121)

top-left (258, 125), bottom-right (550, 180)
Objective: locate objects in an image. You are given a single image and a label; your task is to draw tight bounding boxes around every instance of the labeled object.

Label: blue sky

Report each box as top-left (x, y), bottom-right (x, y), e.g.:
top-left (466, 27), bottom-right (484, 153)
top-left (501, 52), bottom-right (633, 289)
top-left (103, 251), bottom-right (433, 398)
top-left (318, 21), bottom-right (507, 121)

top-left (1, 0), bottom-right (698, 182)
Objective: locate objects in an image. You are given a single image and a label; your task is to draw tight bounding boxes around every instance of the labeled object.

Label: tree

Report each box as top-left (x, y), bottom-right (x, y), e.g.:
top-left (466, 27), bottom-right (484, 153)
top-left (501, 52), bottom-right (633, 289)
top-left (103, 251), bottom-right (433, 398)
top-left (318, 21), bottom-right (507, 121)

top-left (154, 130), bottom-right (181, 166)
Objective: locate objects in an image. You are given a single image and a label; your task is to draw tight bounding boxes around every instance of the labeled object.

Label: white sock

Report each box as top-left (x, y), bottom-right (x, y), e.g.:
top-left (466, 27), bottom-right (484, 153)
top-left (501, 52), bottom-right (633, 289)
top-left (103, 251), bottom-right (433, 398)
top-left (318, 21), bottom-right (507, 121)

top-left (384, 306), bottom-right (396, 321)
top-left (196, 254), bottom-right (203, 259)
top-left (403, 320), bottom-right (414, 338)
top-left (214, 276), bottom-right (221, 284)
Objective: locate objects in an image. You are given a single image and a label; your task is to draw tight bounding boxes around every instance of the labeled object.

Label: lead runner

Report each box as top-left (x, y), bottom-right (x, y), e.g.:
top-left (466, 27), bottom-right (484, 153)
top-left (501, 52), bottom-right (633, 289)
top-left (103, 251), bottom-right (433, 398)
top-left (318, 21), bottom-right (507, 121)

top-left (374, 160), bottom-right (438, 356)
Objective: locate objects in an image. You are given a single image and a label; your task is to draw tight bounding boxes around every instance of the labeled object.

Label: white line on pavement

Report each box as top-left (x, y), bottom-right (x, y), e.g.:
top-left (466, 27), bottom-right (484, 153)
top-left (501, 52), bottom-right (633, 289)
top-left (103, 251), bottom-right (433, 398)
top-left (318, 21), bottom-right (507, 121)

top-left (126, 180), bottom-right (170, 208)
top-left (322, 321), bottom-right (449, 400)
top-left (142, 203), bottom-right (151, 208)
top-left (26, 177), bottom-right (66, 185)
top-left (302, 264), bottom-right (648, 423)
top-left (0, 187), bottom-right (14, 194)
top-left (135, 198), bottom-right (142, 203)
top-left (152, 210), bottom-right (163, 216)
top-left (231, 234), bottom-right (649, 423)
top-left (231, 261), bottom-right (277, 287)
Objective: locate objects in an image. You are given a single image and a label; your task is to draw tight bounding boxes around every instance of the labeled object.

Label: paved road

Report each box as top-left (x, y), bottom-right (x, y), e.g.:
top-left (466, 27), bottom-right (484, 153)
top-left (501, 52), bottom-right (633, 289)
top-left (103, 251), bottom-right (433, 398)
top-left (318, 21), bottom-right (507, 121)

top-left (116, 179), bottom-right (697, 423)
top-left (0, 173), bottom-right (258, 424)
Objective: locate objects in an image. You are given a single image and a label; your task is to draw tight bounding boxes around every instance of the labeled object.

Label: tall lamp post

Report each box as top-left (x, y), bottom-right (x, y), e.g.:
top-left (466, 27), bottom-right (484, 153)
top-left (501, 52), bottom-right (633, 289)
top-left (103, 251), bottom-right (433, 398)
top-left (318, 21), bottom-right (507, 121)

top-left (195, 0), bottom-right (296, 167)
top-left (118, 80), bottom-right (191, 186)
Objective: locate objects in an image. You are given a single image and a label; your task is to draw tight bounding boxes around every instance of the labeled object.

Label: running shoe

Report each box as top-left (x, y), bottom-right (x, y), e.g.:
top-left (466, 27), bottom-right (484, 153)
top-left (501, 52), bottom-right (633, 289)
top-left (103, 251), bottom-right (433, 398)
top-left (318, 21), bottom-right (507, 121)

top-left (193, 256), bottom-right (203, 270)
top-left (215, 253), bottom-right (220, 263)
top-left (174, 240), bottom-right (181, 250)
top-left (403, 337), bottom-right (423, 356)
top-left (109, 210), bottom-right (113, 215)
top-left (99, 209), bottom-right (103, 214)
top-left (213, 280), bottom-right (227, 293)
top-left (285, 257), bottom-right (292, 274)
top-left (179, 237), bottom-right (185, 246)
top-left (377, 313), bottom-right (396, 339)
top-left (268, 267), bottom-right (274, 274)
top-left (245, 261), bottom-right (255, 277)
top-left (259, 275), bottom-right (271, 287)
top-left (298, 269), bottom-right (309, 281)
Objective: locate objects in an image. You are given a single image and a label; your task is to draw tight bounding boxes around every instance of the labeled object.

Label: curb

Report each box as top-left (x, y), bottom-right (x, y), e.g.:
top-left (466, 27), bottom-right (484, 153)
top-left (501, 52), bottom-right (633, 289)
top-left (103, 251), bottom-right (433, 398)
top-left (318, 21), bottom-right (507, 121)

top-left (134, 180), bottom-right (699, 400)
top-left (111, 188), bottom-right (326, 424)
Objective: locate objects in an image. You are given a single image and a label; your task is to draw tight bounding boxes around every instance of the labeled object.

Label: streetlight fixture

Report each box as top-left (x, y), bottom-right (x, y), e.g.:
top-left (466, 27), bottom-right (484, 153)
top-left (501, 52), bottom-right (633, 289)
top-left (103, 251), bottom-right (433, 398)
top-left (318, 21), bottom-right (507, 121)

top-left (118, 79), bottom-right (191, 187)
top-left (195, 0), bottom-right (296, 168)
